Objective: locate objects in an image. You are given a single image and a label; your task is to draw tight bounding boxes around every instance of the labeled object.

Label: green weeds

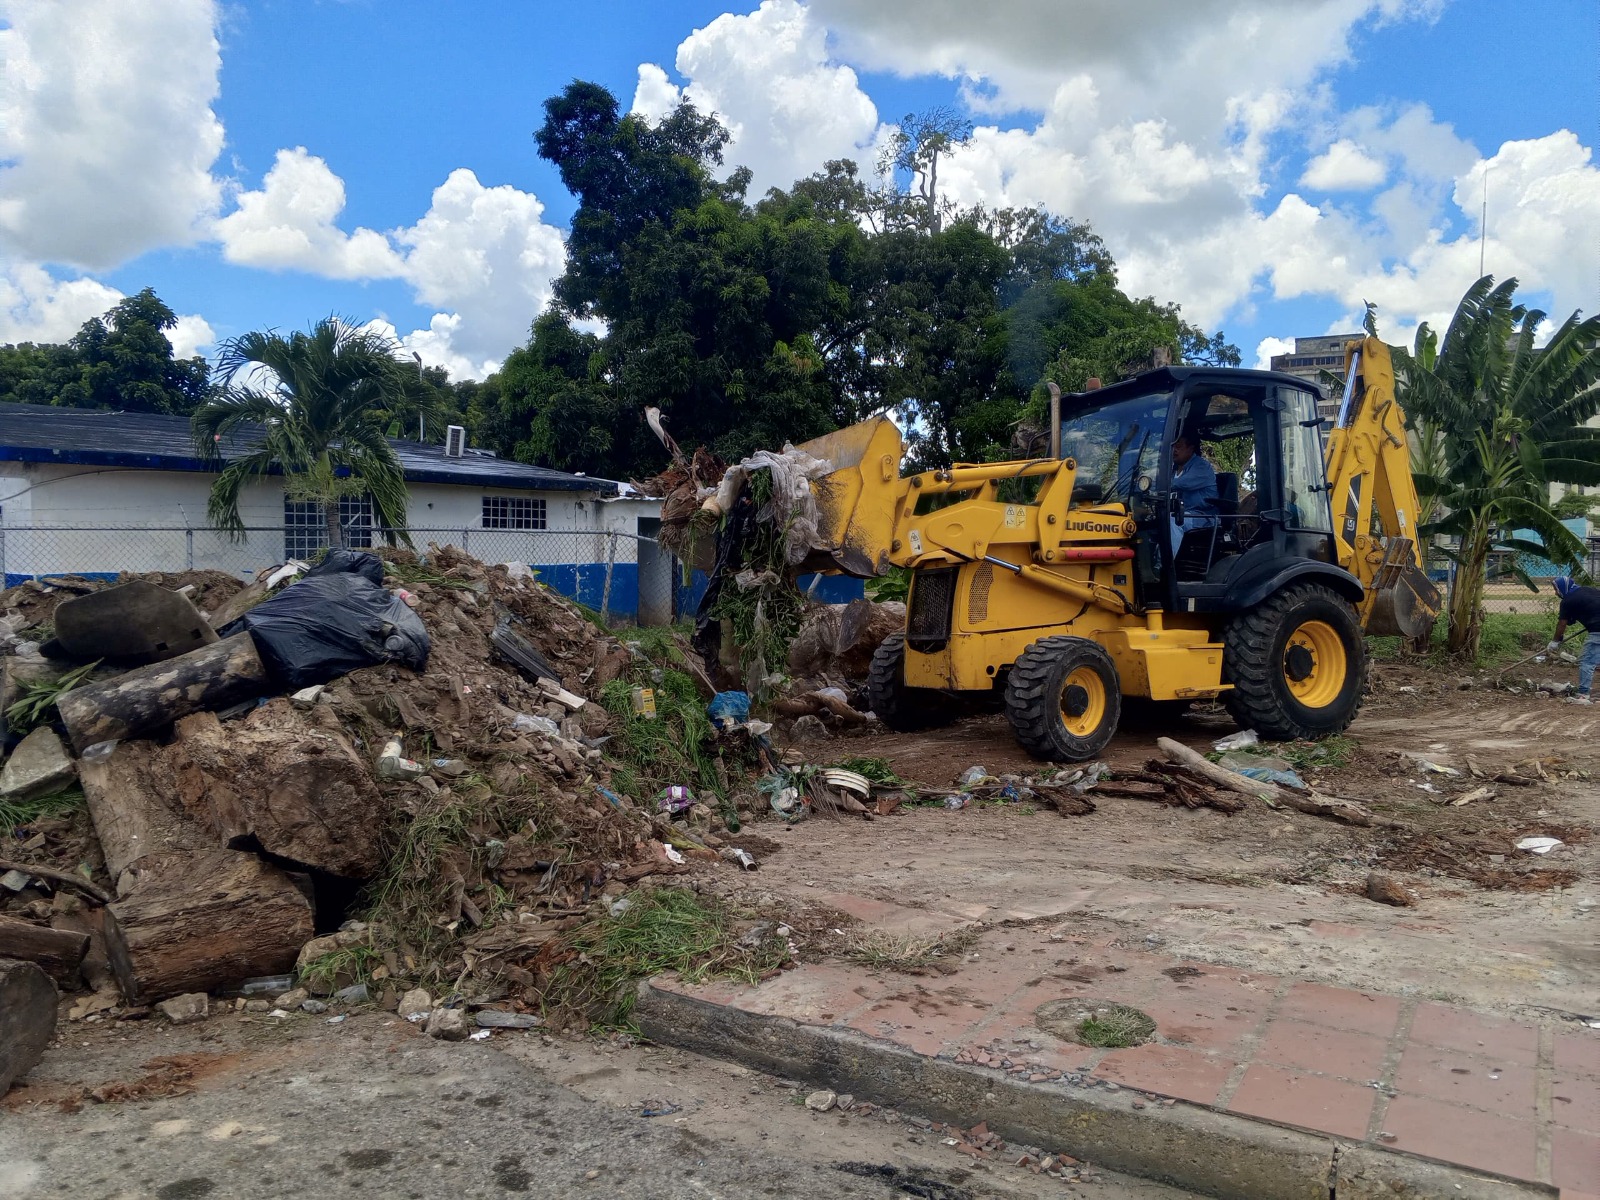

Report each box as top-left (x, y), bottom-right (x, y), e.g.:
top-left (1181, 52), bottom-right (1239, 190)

top-left (541, 887), bottom-right (789, 1029)
top-left (5, 660), bottom-right (100, 735)
top-left (0, 785), bottom-right (85, 838)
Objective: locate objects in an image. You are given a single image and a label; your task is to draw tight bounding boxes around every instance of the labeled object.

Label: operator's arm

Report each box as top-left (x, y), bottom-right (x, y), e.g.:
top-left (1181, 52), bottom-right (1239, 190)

top-left (1551, 595), bottom-right (1574, 650)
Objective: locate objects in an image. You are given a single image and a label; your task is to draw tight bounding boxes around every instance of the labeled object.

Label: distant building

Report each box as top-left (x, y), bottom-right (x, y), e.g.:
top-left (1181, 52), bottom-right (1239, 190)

top-left (1270, 335), bottom-right (1359, 421)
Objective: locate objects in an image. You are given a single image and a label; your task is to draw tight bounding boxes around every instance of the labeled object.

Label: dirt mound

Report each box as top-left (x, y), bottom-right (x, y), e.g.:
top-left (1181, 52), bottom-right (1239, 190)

top-left (0, 571), bottom-right (246, 635)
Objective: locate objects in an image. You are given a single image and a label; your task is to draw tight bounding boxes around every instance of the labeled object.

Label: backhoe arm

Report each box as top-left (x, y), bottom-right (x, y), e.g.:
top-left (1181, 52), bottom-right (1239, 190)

top-left (1322, 337), bottom-right (1441, 640)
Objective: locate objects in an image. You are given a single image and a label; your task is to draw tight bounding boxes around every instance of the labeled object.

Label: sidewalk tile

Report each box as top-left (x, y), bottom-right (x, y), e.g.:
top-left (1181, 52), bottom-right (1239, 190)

top-left (1277, 982), bottom-right (1401, 1037)
top-left (1395, 1044), bottom-right (1537, 1117)
top-left (1552, 1126), bottom-right (1600, 1191)
top-left (1091, 1043), bottom-right (1235, 1105)
top-left (1553, 1071), bottom-right (1600, 1134)
top-left (1226, 1063), bottom-right (1377, 1140)
top-left (1408, 1002), bottom-right (1539, 1065)
top-left (1379, 1094), bottom-right (1537, 1181)
top-left (1255, 1018), bottom-right (1389, 1081)
top-left (1557, 1033), bottom-right (1600, 1079)
top-left (1144, 994), bottom-right (1269, 1056)
top-left (846, 994), bottom-right (962, 1057)
top-left (724, 964), bottom-right (883, 1023)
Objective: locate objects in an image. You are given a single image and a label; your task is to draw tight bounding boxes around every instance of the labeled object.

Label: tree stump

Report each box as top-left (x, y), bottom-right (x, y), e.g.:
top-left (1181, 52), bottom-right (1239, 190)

top-left (0, 958), bottom-right (57, 1095)
top-left (0, 916), bottom-right (89, 985)
top-left (57, 632), bottom-right (268, 753)
top-left (173, 703), bottom-right (389, 878)
top-left (79, 739), bottom-right (213, 883)
top-left (104, 849), bottom-right (313, 1004)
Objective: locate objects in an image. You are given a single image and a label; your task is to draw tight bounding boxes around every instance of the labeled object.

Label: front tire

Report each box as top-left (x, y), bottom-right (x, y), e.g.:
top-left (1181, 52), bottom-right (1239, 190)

top-left (1223, 583), bottom-right (1366, 741)
top-left (867, 632), bottom-right (948, 732)
top-left (1005, 636), bottom-right (1121, 762)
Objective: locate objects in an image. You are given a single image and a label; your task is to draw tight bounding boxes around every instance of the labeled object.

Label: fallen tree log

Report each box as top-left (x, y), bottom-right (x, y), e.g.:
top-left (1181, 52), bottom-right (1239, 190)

top-left (0, 915), bottom-right (88, 984)
top-left (57, 632), bottom-right (268, 753)
top-left (1155, 737), bottom-right (1394, 828)
top-left (79, 739), bottom-right (213, 883)
top-left (104, 849), bottom-right (313, 1004)
top-left (0, 958), bottom-right (57, 1095)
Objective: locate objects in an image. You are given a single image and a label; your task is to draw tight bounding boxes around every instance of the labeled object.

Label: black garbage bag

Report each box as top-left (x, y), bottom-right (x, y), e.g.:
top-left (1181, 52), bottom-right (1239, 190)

top-left (220, 551), bottom-right (429, 689)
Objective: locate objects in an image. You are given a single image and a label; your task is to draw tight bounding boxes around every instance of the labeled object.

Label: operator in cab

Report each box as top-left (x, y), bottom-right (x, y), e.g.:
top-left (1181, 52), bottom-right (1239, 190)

top-left (1169, 431), bottom-right (1219, 554)
top-left (1550, 576), bottom-right (1600, 704)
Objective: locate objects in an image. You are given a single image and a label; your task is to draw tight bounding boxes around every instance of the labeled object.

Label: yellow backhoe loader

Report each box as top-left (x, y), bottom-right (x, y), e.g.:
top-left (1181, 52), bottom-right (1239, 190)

top-left (793, 336), bottom-right (1439, 760)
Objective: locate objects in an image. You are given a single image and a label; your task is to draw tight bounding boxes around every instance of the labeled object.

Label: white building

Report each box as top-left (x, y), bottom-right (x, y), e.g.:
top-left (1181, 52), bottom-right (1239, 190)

top-left (0, 403), bottom-right (675, 622)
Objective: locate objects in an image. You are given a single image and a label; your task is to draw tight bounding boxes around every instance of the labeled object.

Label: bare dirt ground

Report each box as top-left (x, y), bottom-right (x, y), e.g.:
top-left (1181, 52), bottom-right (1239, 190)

top-left (3, 1008), bottom-right (1196, 1200)
top-left (731, 660), bottom-right (1598, 1021)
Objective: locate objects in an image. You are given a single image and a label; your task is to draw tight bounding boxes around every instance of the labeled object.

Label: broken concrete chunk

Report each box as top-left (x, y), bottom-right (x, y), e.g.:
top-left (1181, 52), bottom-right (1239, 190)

top-left (425, 1007), bottom-right (469, 1041)
top-left (0, 728), bottom-right (77, 803)
top-left (0, 958), bottom-right (57, 1095)
top-left (274, 987), bottom-right (309, 1008)
top-left (54, 580), bottom-right (218, 665)
top-left (397, 988), bottom-right (432, 1020)
top-left (155, 992), bottom-right (209, 1025)
top-left (804, 1090), bottom-right (838, 1112)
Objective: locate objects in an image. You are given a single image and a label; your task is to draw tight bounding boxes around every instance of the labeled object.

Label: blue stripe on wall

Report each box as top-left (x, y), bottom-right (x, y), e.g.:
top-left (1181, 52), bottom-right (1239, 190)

top-left (673, 571), bottom-right (864, 617)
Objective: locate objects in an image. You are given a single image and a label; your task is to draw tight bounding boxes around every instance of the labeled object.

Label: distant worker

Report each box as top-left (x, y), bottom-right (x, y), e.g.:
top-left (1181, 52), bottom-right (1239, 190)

top-left (1170, 432), bottom-right (1218, 554)
top-left (1549, 576), bottom-right (1600, 704)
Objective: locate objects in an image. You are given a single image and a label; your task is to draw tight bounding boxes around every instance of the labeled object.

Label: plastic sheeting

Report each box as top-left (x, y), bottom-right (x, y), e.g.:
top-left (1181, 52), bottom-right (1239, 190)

top-left (220, 550), bottom-right (430, 689)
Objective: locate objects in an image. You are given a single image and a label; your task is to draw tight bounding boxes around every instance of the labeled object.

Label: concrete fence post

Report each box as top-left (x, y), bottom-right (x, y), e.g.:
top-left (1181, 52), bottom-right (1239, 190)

top-left (185, 527), bottom-right (195, 571)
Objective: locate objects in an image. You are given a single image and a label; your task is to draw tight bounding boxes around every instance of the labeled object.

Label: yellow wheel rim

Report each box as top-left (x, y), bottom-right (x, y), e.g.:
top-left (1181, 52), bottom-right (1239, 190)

top-left (1060, 665), bottom-right (1107, 737)
top-left (1283, 620), bottom-right (1346, 709)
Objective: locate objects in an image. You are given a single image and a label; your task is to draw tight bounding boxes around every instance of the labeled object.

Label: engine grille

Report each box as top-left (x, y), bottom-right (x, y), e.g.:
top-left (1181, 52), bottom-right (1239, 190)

top-left (907, 567), bottom-right (956, 651)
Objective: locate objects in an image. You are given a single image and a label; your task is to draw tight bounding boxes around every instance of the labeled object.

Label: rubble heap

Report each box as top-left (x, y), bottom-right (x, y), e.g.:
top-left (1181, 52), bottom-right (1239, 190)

top-left (0, 545), bottom-right (722, 1067)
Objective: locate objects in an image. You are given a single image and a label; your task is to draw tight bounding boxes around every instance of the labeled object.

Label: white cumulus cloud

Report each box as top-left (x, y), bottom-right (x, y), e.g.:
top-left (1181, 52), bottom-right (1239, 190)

top-left (634, 0), bottom-right (884, 196)
top-left (1300, 139), bottom-right (1388, 191)
top-left (0, 0), bottom-right (225, 269)
top-left (215, 148), bottom-right (406, 280)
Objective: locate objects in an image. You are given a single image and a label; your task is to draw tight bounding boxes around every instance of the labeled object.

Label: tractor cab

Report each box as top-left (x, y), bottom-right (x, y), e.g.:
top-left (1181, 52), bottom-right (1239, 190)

top-left (1058, 367), bottom-right (1355, 617)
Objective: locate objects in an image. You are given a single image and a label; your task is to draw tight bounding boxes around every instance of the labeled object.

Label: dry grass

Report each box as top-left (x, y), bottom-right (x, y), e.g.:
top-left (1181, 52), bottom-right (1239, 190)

top-left (836, 925), bottom-right (982, 973)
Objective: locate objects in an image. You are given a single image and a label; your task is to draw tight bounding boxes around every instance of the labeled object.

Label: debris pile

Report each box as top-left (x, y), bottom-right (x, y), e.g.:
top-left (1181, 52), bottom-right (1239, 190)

top-left (0, 544), bottom-right (789, 1079)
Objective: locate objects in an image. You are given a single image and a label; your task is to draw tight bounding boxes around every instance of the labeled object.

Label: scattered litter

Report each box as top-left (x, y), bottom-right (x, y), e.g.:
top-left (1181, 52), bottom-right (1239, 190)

top-left (1516, 837), bottom-right (1564, 855)
top-left (510, 712), bottom-right (560, 737)
top-left (661, 844), bottom-right (686, 865)
top-left (631, 686), bottom-right (657, 718)
top-left (656, 785), bottom-right (695, 815)
top-left (640, 1101), bottom-right (682, 1118)
top-left (375, 735), bottom-right (426, 782)
top-left (468, 1029), bottom-right (492, 1041)
top-left (959, 765), bottom-right (993, 789)
top-left (721, 847), bottom-right (758, 871)
top-left (1450, 785), bottom-right (1495, 807)
top-left (1214, 730), bottom-right (1260, 751)
top-left (325, 1014), bottom-right (347, 1025)
top-left (707, 691), bottom-right (751, 730)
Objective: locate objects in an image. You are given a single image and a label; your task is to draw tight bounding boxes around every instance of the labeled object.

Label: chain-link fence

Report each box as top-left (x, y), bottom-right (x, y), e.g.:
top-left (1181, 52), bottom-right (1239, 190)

top-left (0, 524), bottom-right (683, 627)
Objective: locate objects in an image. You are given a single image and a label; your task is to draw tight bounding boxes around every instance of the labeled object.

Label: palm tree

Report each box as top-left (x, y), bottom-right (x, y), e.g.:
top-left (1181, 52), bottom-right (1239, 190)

top-left (1395, 276), bottom-right (1600, 658)
top-left (193, 319), bottom-right (444, 550)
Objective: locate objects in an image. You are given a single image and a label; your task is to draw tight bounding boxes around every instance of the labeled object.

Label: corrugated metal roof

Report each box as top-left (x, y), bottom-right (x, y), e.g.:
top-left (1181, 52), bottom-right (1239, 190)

top-left (0, 403), bottom-right (614, 495)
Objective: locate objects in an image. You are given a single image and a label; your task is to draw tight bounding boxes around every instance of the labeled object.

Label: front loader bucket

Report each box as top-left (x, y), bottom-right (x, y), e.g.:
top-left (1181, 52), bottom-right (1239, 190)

top-left (795, 416), bottom-right (905, 577)
top-left (1366, 563), bottom-right (1441, 641)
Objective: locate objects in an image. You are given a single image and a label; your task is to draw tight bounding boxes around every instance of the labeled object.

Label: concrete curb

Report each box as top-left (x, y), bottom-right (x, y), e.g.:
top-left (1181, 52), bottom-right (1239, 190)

top-left (636, 979), bottom-right (1556, 1200)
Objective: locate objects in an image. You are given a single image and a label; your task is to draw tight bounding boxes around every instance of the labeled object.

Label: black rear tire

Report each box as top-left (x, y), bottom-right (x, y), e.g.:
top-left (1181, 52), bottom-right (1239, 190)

top-left (866, 632), bottom-right (948, 732)
top-left (1223, 583), bottom-right (1366, 741)
top-left (1005, 636), bottom-right (1122, 762)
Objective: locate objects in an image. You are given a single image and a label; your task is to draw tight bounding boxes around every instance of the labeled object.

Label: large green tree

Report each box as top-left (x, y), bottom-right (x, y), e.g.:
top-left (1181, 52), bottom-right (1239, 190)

top-left (1395, 275), bottom-right (1600, 658)
top-left (192, 319), bottom-right (444, 549)
top-left (484, 84), bottom-right (1239, 480)
top-left (0, 288), bottom-right (211, 414)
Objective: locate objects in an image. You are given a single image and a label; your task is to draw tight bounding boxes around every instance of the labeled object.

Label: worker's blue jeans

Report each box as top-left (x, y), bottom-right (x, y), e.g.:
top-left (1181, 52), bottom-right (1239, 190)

top-left (1581, 632), bottom-right (1600, 695)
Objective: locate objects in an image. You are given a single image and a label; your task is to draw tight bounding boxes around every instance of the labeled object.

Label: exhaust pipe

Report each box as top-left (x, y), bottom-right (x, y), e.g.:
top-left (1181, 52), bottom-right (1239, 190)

top-left (1048, 382), bottom-right (1061, 459)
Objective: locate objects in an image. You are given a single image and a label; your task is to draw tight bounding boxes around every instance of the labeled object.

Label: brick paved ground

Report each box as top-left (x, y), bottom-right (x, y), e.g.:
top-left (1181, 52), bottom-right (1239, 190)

top-left (655, 926), bottom-right (1600, 1193)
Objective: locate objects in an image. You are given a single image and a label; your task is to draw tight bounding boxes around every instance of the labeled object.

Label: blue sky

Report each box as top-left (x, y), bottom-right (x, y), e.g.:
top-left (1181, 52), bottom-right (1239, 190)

top-left (2, 0), bottom-right (1596, 382)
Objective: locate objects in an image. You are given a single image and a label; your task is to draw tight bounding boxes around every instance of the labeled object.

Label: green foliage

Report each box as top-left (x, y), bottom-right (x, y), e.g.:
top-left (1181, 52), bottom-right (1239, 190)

top-left (192, 319), bottom-right (449, 547)
top-left (1394, 276), bottom-right (1600, 658)
top-left (1368, 610), bottom-right (1555, 666)
top-left (5, 660), bottom-right (100, 735)
top-left (831, 756), bottom-right (903, 786)
top-left (599, 671), bottom-right (719, 800)
top-left (0, 785), bottom-right (85, 838)
top-left (865, 566), bottom-right (911, 603)
top-left (542, 887), bottom-right (790, 1028)
top-left (475, 83), bottom-right (1238, 481)
top-left (0, 288), bottom-right (212, 414)
top-left (1075, 1004), bottom-right (1156, 1048)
